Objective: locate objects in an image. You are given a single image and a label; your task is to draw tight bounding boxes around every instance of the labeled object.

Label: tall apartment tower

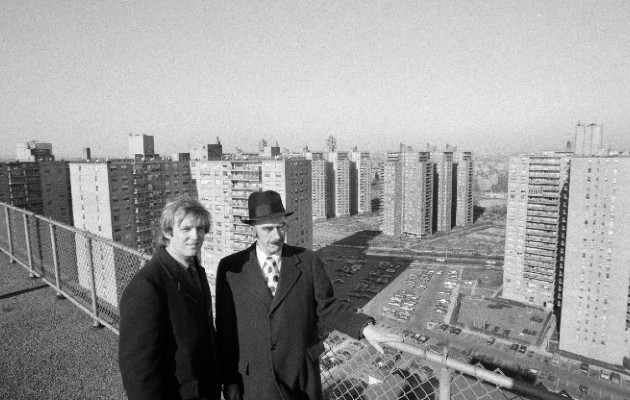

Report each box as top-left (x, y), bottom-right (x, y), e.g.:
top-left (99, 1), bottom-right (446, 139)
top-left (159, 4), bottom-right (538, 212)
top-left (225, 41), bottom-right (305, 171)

top-left (16, 141), bottom-right (54, 162)
top-left (574, 123), bottom-right (603, 156)
top-left (502, 152), bottom-right (571, 309)
top-left (431, 151), bottom-right (454, 232)
top-left (559, 155), bottom-right (630, 366)
top-left (381, 150), bottom-right (433, 237)
top-left (350, 150), bottom-right (372, 215)
top-left (128, 134), bottom-right (155, 159)
top-left (191, 138), bottom-right (223, 161)
top-left (0, 161), bottom-right (73, 225)
top-left (306, 152), bottom-right (329, 221)
top-left (326, 152), bottom-right (350, 217)
top-left (69, 160), bottom-right (196, 253)
top-left (191, 156), bottom-right (312, 281)
top-left (325, 136), bottom-right (337, 153)
top-left (453, 151), bottom-right (474, 227)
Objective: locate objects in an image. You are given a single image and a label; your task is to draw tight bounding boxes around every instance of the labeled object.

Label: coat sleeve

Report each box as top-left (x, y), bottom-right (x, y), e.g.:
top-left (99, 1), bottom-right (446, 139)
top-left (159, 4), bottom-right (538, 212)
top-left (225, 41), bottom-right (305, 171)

top-left (118, 276), bottom-right (166, 400)
top-left (214, 259), bottom-right (240, 386)
top-left (310, 253), bottom-right (373, 339)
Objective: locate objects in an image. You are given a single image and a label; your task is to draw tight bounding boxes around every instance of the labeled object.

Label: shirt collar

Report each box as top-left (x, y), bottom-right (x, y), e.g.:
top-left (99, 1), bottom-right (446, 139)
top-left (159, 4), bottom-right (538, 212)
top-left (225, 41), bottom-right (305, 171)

top-left (256, 245), bottom-right (282, 269)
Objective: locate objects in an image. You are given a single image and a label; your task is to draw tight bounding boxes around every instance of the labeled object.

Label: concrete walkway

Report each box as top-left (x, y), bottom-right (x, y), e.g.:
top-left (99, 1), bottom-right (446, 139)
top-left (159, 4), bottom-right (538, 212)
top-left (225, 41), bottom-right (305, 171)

top-left (0, 252), bottom-right (126, 400)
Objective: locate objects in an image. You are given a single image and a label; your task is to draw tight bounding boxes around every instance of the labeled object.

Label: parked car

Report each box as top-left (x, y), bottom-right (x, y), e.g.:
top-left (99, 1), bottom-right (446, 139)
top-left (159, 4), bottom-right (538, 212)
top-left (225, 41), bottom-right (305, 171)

top-left (610, 372), bottom-right (621, 385)
top-left (518, 345), bottom-right (527, 354)
top-left (578, 384), bottom-right (589, 394)
top-left (579, 362), bottom-right (589, 374)
top-left (486, 337), bottom-right (496, 345)
top-left (509, 343), bottom-right (519, 352)
top-left (600, 369), bottom-right (611, 380)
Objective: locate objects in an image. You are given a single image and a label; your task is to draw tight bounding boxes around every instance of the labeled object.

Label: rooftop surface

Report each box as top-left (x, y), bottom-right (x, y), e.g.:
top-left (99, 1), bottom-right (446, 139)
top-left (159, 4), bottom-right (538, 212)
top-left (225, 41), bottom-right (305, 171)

top-left (0, 253), bottom-right (125, 400)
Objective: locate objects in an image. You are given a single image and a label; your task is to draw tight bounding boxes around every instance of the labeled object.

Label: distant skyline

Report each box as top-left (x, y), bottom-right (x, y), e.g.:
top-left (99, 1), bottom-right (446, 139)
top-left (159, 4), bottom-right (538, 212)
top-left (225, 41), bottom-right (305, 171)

top-left (2, 1), bottom-right (630, 159)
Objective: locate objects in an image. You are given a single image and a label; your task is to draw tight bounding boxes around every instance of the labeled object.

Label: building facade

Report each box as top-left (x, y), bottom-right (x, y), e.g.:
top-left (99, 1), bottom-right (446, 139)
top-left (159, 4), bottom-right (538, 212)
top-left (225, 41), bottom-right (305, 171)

top-left (559, 155), bottom-right (630, 365)
top-left (350, 150), bottom-right (372, 215)
top-left (128, 134), bottom-right (155, 159)
top-left (191, 156), bottom-right (312, 281)
top-left (16, 141), bottom-right (54, 162)
top-left (381, 150), bottom-right (433, 237)
top-left (453, 151), bottom-right (474, 227)
top-left (502, 152), bottom-right (571, 309)
top-left (191, 138), bottom-right (223, 161)
top-left (326, 152), bottom-right (350, 217)
top-left (0, 161), bottom-right (73, 225)
top-left (69, 160), bottom-right (196, 252)
top-left (431, 151), bottom-right (454, 232)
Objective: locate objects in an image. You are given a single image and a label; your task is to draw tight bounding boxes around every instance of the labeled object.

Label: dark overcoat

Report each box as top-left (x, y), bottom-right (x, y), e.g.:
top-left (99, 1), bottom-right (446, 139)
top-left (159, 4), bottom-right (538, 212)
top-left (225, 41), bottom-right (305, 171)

top-left (215, 244), bottom-right (372, 400)
top-left (119, 247), bottom-right (221, 400)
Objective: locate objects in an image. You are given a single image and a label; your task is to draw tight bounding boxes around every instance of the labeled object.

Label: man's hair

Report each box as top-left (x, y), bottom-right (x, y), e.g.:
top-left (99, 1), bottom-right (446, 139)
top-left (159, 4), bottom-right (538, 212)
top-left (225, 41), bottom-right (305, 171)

top-left (157, 197), bottom-right (211, 247)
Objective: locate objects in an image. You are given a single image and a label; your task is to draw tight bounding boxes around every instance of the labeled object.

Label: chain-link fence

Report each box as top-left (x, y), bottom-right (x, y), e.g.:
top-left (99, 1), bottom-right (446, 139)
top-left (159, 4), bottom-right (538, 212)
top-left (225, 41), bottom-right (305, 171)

top-left (0, 202), bottom-right (149, 331)
top-left (0, 201), bottom-right (568, 400)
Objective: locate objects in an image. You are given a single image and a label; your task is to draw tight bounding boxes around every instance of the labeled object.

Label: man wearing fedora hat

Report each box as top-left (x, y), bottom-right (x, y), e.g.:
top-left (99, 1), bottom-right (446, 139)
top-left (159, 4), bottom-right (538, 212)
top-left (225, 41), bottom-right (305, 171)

top-left (215, 190), bottom-right (400, 400)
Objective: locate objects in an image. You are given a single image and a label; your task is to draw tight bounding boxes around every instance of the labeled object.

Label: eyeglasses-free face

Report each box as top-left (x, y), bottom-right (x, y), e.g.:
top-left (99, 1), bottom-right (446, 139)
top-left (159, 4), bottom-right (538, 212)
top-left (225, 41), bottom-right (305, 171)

top-left (253, 217), bottom-right (287, 256)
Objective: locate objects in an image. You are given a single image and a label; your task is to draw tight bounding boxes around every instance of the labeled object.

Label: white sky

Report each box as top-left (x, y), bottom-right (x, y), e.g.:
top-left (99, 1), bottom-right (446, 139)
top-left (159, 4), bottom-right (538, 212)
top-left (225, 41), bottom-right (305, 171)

top-left (2, 0), bottom-right (630, 159)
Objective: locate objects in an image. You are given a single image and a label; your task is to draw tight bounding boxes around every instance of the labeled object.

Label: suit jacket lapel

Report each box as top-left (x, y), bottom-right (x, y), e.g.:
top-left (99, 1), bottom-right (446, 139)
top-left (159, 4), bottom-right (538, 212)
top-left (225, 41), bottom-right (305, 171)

top-left (270, 245), bottom-right (302, 312)
top-left (157, 248), bottom-right (203, 305)
top-left (241, 246), bottom-right (273, 306)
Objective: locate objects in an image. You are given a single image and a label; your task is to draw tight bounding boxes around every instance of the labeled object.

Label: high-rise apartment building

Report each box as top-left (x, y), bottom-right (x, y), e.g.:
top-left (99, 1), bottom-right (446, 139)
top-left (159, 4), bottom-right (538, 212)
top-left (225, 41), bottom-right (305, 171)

top-left (16, 141), bottom-right (54, 162)
top-left (574, 123), bottom-right (603, 156)
top-left (128, 134), bottom-right (155, 159)
top-left (325, 136), bottom-right (337, 153)
top-left (431, 151), bottom-right (454, 232)
top-left (350, 150), bottom-right (372, 215)
top-left (306, 152), bottom-right (329, 221)
top-left (326, 152), bottom-right (350, 217)
top-left (69, 160), bottom-right (196, 253)
top-left (191, 138), bottom-right (223, 161)
top-left (453, 151), bottom-right (474, 227)
top-left (191, 156), bottom-right (312, 280)
top-left (381, 150), bottom-right (433, 237)
top-left (0, 161), bottom-right (73, 225)
top-left (559, 155), bottom-right (630, 365)
top-left (502, 152), bottom-right (571, 309)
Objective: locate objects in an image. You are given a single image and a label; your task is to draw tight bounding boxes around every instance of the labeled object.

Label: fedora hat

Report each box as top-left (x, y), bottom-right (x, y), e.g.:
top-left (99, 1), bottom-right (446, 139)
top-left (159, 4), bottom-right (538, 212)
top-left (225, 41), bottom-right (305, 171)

top-left (241, 190), bottom-right (294, 225)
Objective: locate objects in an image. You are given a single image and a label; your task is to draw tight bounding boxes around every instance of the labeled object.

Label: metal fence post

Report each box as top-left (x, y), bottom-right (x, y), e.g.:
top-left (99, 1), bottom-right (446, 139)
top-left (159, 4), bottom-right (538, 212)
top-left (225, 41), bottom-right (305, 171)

top-left (49, 223), bottom-right (64, 299)
top-left (23, 213), bottom-right (34, 277)
top-left (439, 347), bottom-right (451, 400)
top-left (85, 236), bottom-right (102, 328)
top-left (5, 207), bottom-right (14, 263)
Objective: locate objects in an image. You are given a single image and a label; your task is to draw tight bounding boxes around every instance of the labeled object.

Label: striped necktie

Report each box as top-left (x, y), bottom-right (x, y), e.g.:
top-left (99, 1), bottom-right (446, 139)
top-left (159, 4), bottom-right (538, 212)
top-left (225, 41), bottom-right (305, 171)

top-left (262, 256), bottom-right (280, 296)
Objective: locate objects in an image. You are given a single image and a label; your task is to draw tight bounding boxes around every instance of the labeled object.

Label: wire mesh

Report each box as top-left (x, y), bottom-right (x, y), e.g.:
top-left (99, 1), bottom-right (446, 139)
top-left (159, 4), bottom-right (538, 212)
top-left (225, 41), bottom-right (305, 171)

top-left (27, 216), bottom-right (55, 279)
top-left (110, 246), bottom-right (146, 327)
top-left (54, 225), bottom-right (93, 309)
top-left (0, 207), bottom-right (8, 248)
top-left (8, 208), bottom-right (27, 265)
top-left (322, 331), bottom-right (440, 400)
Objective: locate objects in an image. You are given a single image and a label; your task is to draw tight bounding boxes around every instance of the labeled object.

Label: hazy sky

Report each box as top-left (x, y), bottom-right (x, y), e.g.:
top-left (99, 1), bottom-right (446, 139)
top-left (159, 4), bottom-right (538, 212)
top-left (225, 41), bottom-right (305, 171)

top-left (2, 0), bottom-right (630, 159)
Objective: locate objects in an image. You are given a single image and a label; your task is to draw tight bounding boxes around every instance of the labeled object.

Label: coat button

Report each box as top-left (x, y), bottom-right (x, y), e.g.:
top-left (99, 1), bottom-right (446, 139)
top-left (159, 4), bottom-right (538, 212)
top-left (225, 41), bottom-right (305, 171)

top-left (271, 344), bottom-right (277, 351)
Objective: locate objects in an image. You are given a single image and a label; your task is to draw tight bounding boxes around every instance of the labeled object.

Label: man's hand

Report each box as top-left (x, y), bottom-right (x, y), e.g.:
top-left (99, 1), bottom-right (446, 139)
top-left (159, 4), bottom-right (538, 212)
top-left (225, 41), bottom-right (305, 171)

top-left (362, 323), bottom-right (403, 354)
top-left (223, 383), bottom-right (241, 400)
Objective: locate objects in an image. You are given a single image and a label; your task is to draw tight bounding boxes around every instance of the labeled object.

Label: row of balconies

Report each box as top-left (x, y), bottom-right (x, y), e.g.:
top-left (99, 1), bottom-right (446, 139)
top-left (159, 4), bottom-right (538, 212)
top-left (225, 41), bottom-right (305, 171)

top-left (526, 216), bottom-right (557, 225)
top-left (526, 210), bottom-right (558, 219)
top-left (523, 272), bottom-right (554, 283)
top-left (525, 243), bottom-right (556, 255)
top-left (523, 258), bottom-right (555, 270)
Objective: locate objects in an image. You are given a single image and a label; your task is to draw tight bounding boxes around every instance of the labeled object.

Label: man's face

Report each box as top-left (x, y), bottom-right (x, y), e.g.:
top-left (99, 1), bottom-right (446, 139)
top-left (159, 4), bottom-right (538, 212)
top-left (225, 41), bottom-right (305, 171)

top-left (165, 213), bottom-right (206, 261)
top-left (253, 216), bottom-right (287, 256)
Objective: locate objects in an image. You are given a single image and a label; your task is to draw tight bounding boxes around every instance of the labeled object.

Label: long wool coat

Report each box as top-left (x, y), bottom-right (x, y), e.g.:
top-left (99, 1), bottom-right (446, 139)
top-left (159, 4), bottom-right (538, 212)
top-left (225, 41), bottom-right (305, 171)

top-left (215, 244), bottom-right (372, 400)
top-left (118, 247), bottom-right (221, 400)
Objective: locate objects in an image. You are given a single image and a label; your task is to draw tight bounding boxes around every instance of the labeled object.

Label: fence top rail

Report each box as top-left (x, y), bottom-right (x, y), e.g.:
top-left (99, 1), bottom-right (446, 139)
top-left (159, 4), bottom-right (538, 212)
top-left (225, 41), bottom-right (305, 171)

top-left (385, 341), bottom-right (569, 400)
top-left (0, 201), bottom-right (152, 261)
